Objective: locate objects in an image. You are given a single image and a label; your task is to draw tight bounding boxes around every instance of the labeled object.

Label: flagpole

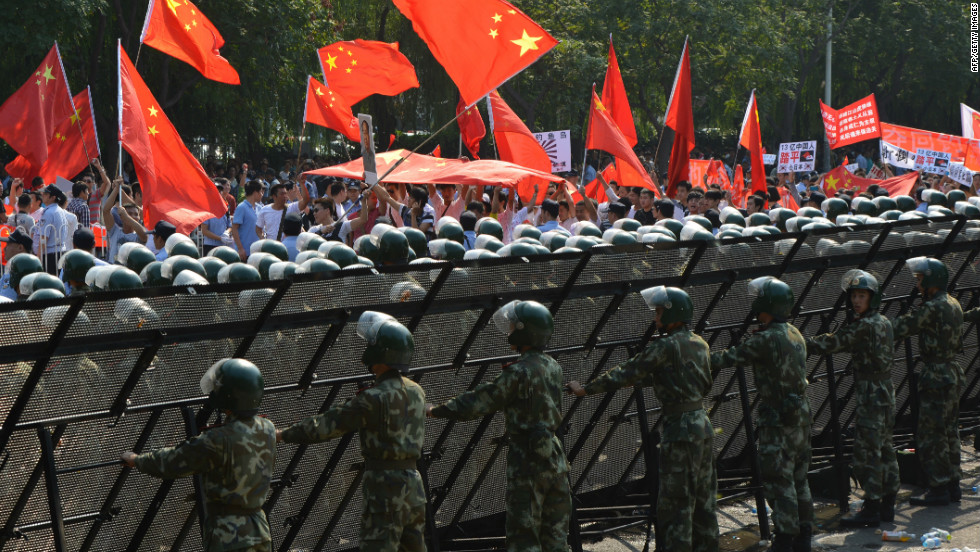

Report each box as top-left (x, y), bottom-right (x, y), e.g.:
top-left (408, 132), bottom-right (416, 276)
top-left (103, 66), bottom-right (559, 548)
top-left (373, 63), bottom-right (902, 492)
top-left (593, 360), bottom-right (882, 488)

top-left (582, 84), bottom-right (595, 185)
top-left (295, 123), bottom-right (306, 171)
top-left (486, 96), bottom-right (500, 160)
top-left (55, 42), bottom-right (97, 169)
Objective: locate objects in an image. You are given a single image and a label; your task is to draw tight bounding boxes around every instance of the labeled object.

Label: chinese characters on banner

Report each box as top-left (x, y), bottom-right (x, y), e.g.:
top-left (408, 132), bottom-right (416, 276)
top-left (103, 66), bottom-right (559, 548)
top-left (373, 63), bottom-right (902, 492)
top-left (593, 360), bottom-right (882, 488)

top-left (879, 141), bottom-right (917, 170)
top-left (914, 148), bottom-right (951, 175)
top-left (819, 94), bottom-right (882, 149)
top-left (762, 154), bottom-right (777, 165)
top-left (867, 164), bottom-right (886, 180)
top-left (948, 162), bottom-right (976, 187)
top-left (533, 129), bottom-right (572, 173)
top-left (777, 141), bottom-right (817, 173)
top-left (881, 122), bottom-right (973, 164)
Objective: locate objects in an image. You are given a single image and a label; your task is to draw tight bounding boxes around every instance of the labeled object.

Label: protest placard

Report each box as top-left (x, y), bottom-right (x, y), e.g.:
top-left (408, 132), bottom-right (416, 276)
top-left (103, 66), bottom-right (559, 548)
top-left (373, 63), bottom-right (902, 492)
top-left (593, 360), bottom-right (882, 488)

top-left (948, 162), bottom-right (976, 187)
top-left (763, 154), bottom-right (776, 165)
top-left (914, 148), bottom-right (951, 175)
top-left (879, 141), bottom-right (917, 170)
top-left (820, 94), bottom-right (882, 149)
top-left (533, 129), bottom-right (572, 173)
top-left (777, 141), bottom-right (816, 173)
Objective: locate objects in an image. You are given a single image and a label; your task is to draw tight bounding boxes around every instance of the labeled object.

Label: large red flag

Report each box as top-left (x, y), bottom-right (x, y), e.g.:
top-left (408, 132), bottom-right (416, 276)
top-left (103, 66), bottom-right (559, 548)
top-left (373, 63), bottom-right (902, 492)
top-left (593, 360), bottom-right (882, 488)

top-left (586, 88), bottom-right (660, 197)
top-left (0, 44), bottom-right (75, 169)
top-left (583, 163), bottom-right (618, 203)
top-left (140, 0), bottom-right (239, 85)
top-left (601, 36), bottom-right (637, 147)
top-left (317, 40), bottom-right (419, 105)
top-left (821, 164), bottom-right (918, 198)
top-left (303, 77), bottom-right (360, 142)
top-left (664, 37), bottom-right (695, 198)
top-left (456, 96), bottom-right (486, 159)
top-left (393, 0), bottom-right (558, 107)
top-left (6, 88), bottom-right (100, 183)
top-left (118, 44), bottom-right (226, 234)
top-left (488, 91), bottom-right (551, 172)
top-left (738, 90), bottom-right (767, 199)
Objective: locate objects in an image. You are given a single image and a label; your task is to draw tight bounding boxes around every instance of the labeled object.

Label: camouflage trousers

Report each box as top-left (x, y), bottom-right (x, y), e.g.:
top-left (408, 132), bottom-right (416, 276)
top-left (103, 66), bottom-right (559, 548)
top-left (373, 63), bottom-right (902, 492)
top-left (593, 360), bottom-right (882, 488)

top-left (656, 436), bottom-right (719, 552)
top-left (757, 424), bottom-right (813, 536)
top-left (360, 469), bottom-right (427, 552)
top-left (852, 402), bottom-right (900, 500)
top-left (505, 469), bottom-right (571, 552)
top-left (918, 383), bottom-right (961, 487)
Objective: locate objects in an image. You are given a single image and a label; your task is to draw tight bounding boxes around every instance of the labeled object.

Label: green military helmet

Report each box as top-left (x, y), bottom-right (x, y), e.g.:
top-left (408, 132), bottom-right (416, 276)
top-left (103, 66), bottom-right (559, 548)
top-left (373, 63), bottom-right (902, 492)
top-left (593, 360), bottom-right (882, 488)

top-left (325, 243), bottom-right (359, 267)
top-left (841, 269), bottom-right (881, 311)
top-left (199, 257), bottom-right (228, 284)
top-left (654, 218), bottom-right (685, 238)
top-left (801, 221), bottom-right (835, 232)
top-left (893, 195), bottom-right (916, 212)
top-left (296, 232), bottom-right (327, 253)
top-left (428, 238), bottom-right (465, 261)
top-left (377, 229), bottom-right (410, 264)
top-left (435, 218), bottom-right (465, 244)
top-left (208, 245), bottom-right (242, 265)
top-left (28, 288), bottom-right (65, 301)
top-left (399, 227), bottom-right (428, 258)
top-left (162, 255), bottom-right (207, 281)
top-left (954, 201), bottom-right (980, 219)
top-left (873, 196), bottom-right (897, 213)
top-left (719, 207), bottom-right (746, 227)
top-left (748, 276), bottom-right (794, 320)
top-left (106, 267), bottom-right (144, 290)
top-left (357, 311), bottom-right (414, 370)
top-left (851, 197), bottom-right (877, 217)
top-left (746, 212), bottom-right (771, 227)
top-left (8, 253), bottom-right (43, 292)
top-left (539, 230), bottom-right (568, 251)
top-left (927, 205), bottom-right (954, 218)
top-left (532, 244), bottom-right (552, 255)
top-left (493, 299), bottom-right (553, 349)
top-left (571, 220), bottom-right (603, 238)
top-left (821, 198), bottom-right (849, 222)
top-left (356, 256), bottom-right (375, 268)
top-left (565, 235), bottom-right (600, 251)
top-left (295, 258), bottom-right (341, 276)
top-left (168, 239), bottom-right (200, 259)
top-left (389, 281), bottom-right (427, 302)
top-left (250, 239), bottom-right (288, 261)
top-left (512, 236), bottom-right (542, 246)
top-left (768, 208), bottom-right (796, 231)
top-left (247, 252), bottom-right (279, 279)
top-left (640, 285), bottom-right (693, 325)
top-left (84, 265), bottom-right (114, 291)
top-left (497, 241), bottom-right (540, 257)
top-left (138, 262), bottom-right (170, 287)
top-left (268, 261), bottom-right (298, 280)
top-left (639, 226), bottom-right (677, 240)
top-left (922, 188), bottom-right (947, 207)
top-left (58, 249), bottom-right (96, 284)
top-left (353, 234), bottom-right (381, 264)
top-left (553, 246), bottom-right (584, 254)
top-left (19, 272), bottom-right (66, 297)
top-left (475, 217), bottom-right (504, 240)
top-left (474, 234), bottom-right (505, 252)
top-left (216, 262), bottom-right (261, 284)
top-left (879, 210), bottom-right (902, 221)
top-left (602, 228), bottom-right (638, 245)
top-left (117, 242), bottom-right (157, 273)
top-left (716, 229), bottom-right (743, 240)
top-left (613, 218), bottom-right (642, 232)
top-left (686, 215), bottom-right (713, 233)
top-left (406, 248), bottom-right (418, 262)
top-left (173, 270), bottom-right (209, 286)
top-left (680, 223), bottom-right (715, 242)
top-left (463, 248), bottom-right (501, 260)
top-left (947, 189), bottom-right (967, 204)
top-left (297, 250), bottom-right (324, 265)
top-left (796, 206), bottom-right (823, 219)
top-left (906, 256), bottom-right (948, 292)
top-left (785, 217), bottom-right (812, 233)
top-left (200, 358), bottom-right (264, 416)
top-left (512, 223), bottom-right (542, 242)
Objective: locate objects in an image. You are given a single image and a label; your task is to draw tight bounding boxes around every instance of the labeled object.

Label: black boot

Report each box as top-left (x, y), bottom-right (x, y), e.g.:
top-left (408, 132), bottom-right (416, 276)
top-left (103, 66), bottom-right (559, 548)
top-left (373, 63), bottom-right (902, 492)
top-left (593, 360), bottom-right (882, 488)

top-left (792, 524), bottom-right (813, 552)
top-left (880, 494), bottom-right (896, 522)
top-left (771, 533), bottom-right (794, 552)
top-left (909, 486), bottom-right (950, 506)
top-left (839, 499), bottom-right (880, 527)
top-left (949, 480), bottom-right (961, 502)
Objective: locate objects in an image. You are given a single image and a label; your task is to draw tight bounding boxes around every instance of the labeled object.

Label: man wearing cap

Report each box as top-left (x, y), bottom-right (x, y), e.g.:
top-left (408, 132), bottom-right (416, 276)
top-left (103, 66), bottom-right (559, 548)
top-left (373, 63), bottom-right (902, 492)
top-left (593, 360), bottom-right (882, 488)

top-left (0, 228), bottom-right (33, 300)
top-left (149, 221), bottom-right (178, 261)
top-left (38, 184), bottom-right (71, 275)
top-left (102, 178), bottom-right (148, 264)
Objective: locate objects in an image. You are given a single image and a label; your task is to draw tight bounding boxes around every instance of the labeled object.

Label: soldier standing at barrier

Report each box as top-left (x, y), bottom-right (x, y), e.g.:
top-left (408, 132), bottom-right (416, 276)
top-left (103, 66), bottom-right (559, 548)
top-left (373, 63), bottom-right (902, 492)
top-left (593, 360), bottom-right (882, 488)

top-left (120, 359), bottom-right (276, 552)
top-left (566, 286), bottom-right (719, 552)
top-left (805, 270), bottom-right (900, 526)
top-left (426, 300), bottom-right (571, 552)
top-left (710, 277), bottom-right (813, 552)
top-left (278, 312), bottom-right (427, 551)
top-left (893, 257), bottom-right (964, 506)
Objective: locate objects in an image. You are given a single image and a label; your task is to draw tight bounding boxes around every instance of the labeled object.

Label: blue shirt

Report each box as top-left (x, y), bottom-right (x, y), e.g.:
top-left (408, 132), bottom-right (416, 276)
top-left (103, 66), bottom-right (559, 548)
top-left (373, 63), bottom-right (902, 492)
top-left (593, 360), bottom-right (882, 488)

top-left (233, 200), bottom-right (260, 253)
top-left (155, 248), bottom-right (168, 262)
top-left (462, 230), bottom-right (477, 251)
top-left (203, 215), bottom-right (230, 246)
top-left (39, 204), bottom-right (70, 253)
top-left (536, 220), bottom-right (569, 235)
top-left (0, 273), bottom-right (15, 300)
top-left (283, 236), bottom-right (298, 261)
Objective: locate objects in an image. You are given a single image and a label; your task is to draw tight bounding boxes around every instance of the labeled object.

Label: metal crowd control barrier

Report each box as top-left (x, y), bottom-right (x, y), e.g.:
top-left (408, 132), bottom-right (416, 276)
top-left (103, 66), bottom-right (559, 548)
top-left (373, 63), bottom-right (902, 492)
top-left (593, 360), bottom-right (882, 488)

top-left (0, 216), bottom-right (978, 552)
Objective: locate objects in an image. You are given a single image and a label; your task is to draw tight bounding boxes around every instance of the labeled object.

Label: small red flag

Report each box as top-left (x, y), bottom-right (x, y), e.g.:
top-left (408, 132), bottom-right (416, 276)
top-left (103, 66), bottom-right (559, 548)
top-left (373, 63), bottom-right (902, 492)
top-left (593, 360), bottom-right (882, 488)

top-left (738, 90), bottom-right (767, 200)
top-left (0, 44), bottom-right (75, 170)
top-left (317, 40), bottom-right (419, 105)
top-left (586, 87), bottom-right (660, 197)
top-left (430, 144), bottom-right (442, 157)
top-left (6, 88), bottom-right (100, 183)
top-left (393, 0), bottom-right (558, 107)
top-left (140, 0), bottom-right (239, 85)
top-left (488, 91), bottom-right (551, 173)
top-left (456, 96), bottom-right (485, 159)
top-left (601, 37), bottom-right (637, 147)
top-left (118, 44), bottom-right (227, 234)
top-left (664, 38), bottom-right (694, 198)
top-left (583, 163), bottom-right (618, 203)
top-left (303, 77), bottom-right (360, 142)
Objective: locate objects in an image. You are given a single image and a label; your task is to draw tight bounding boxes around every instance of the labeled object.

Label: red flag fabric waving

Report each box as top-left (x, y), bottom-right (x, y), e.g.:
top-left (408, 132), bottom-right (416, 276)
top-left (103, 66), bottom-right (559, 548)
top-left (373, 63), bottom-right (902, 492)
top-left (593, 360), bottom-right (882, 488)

top-left (961, 103), bottom-right (980, 140)
top-left (819, 94), bottom-right (881, 149)
top-left (821, 164), bottom-right (918, 198)
top-left (688, 159), bottom-right (732, 191)
top-left (118, 44), bottom-right (226, 235)
top-left (393, 0), bottom-right (558, 107)
top-left (663, 37), bottom-right (694, 198)
top-left (583, 163), bottom-right (619, 203)
top-left (304, 77), bottom-right (360, 142)
top-left (730, 165), bottom-right (748, 209)
top-left (488, 91), bottom-right (551, 173)
top-left (586, 89), bottom-right (661, 197)
top-left (140, 0), bottom-right (239, 85)
top-left (430, 145), bottom-right (442, 157)
top-left (6, 88), bottom-right (100, 183)
top-left (601, 37), bottom-right (637, 147)
top-left (0, 44), bottom-right (75, 169)
top-left (456, 96), bottom-right (485, 159)
top-left (738, 90), bottom-right (767, 199)
top-left (317, 40), bottom-right (419, 105)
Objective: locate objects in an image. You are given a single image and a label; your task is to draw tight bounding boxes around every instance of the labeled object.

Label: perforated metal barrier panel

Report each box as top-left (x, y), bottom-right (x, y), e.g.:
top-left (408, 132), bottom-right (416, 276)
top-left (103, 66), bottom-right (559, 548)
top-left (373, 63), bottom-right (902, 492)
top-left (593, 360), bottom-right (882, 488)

top-left (1, 216), bottom-right (979, 551)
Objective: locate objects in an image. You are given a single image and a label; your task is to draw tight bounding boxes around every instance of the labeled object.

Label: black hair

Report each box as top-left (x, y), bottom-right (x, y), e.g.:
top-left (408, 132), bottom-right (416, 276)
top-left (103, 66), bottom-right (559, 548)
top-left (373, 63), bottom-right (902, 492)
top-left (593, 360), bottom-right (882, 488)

top-left (244, 180), bottom-right (264, 196)
top-left (607, 201), bottom-right (627, 217)
top-left (330, 182), bottom-right (345, 196)
top-left (653, 199), bottom-right (674, 218)
top-left (540, 199), bottom-right (560, 218)
top-left (459, 210), bottom-right (477, 231)
top-left (747, 196), bottom-right (765, 211)
top-left (72, 182), bottom-right (89, 198)
top-left (676, 181), bottom-right (692, 192)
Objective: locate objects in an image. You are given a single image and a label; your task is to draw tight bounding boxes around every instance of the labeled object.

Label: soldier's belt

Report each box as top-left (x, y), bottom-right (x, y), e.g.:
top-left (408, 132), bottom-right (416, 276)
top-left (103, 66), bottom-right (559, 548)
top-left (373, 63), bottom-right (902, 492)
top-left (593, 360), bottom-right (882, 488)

top-left (363, 458), bottom-right (418, 471)
top-left (853, 372), bottom-right (891, 382)
top-left (661, 401), bottom-right (704, 416)
top-left (206, 503), bottom-right (262, 517)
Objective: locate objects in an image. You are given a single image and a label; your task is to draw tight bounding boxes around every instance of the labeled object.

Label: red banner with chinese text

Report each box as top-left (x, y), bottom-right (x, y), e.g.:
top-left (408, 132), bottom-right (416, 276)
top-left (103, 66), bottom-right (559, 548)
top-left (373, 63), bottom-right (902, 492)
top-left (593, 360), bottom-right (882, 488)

top-left (820, 94), bottom-right (881, 149)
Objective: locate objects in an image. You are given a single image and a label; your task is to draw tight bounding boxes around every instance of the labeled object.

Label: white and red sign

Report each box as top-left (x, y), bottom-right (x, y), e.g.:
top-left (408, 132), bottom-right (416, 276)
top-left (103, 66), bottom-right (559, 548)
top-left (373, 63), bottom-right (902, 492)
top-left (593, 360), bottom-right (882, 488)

top-left (914, 148), bottom-right (951, 175)
top-left (820, 94), bottom-right (882, 149)
top-left (777, 141), bottom-right (816, 173)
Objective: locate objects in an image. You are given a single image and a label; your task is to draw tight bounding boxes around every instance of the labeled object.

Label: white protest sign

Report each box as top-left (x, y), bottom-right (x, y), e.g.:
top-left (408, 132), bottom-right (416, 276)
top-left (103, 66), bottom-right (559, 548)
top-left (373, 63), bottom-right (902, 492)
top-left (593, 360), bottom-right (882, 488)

top-left (54, 176), bottom-right (74, 197)
top-left (358, 113), bottom-right (377, 186)
top-left (948, 162), bottom-right (976, 187)
top-left (763, 154), bottom-right (777, 165)
top-left (914, 148), bottom-right (951, 175)
top-left (845, 163), bottom-right (860, 173)
top-left (533, 129), bottom-right (572, 173)
top-left (867, 165), bottom-right (886, 180)
top-left (879, 141), bottom-right (916, 170)
top-left (777, 141), bottom-right (817, 173)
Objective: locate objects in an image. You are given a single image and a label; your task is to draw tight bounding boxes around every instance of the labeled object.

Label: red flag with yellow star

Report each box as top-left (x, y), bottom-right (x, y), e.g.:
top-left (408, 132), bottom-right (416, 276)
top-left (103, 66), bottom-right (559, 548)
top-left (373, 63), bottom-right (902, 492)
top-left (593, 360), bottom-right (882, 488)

top-left (820, 164), bottom-right (918, 198)
top-left (738, 90), bottom-right (767, 200)
top-left (317, 40), bottom-right (419, 105)
top-left (586, 87), bottom-right (661, 197)
top-left (303, 76), bottom-right (360, 142)
top-left (457, 96), bottom-right (485, 159)
top-left (118, 44), bottom-right (226, 234)
top-left (601, 36), bottom-right (637, 147)
top-left (0, 44), bottom-right (75, 170)
top-left (140, 0), bottom-right (240, 85)
top-left (393, 0), bottom-right (558, 107)
top-left (6, 88), bottom-right (100, 183)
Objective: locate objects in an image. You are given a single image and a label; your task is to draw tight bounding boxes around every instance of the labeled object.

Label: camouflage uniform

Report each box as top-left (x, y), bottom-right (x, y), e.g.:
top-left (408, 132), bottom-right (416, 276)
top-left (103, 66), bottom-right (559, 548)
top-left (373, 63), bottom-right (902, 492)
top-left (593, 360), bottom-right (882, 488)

top-left (584, 328), bottom-right (718, 552)
top-left (430, 350), bottom-right (571, 552)
top-left (133, 415), bottom-right (277, 552)
top-left (711, 323), bottom-right (813, 536)
top-left (893, 292), bottom-right (963, 487)
top-left (280, 369), bottom-right (427, 552)
top-left (807, 313), bottom-right (900, 500)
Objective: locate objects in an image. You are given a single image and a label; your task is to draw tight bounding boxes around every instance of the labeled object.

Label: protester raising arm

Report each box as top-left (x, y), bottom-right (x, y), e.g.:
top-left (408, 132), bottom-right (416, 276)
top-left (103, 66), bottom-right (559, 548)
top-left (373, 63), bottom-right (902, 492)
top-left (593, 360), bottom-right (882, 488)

top-left (373, 185), bottom-right (405, 227)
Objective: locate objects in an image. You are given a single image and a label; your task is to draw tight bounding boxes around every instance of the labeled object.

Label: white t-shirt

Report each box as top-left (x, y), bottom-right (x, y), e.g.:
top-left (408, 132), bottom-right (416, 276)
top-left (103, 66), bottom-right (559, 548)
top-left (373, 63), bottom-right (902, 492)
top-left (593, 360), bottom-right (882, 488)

top-left (310, 220), bottom-right (353, 245)
top-left (256, 201), bottom-right (300, 240)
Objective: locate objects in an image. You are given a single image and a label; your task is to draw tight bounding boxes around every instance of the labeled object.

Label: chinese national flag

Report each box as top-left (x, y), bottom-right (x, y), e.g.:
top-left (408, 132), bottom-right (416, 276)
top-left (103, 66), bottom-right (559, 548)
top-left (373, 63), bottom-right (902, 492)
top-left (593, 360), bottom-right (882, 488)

top-left (0, 44), bottom-right (75, 169)
top-left (586, 88), bottom-right (660, 197)
top-left (393, 0), bottom-right (558, 107)
top-left (730, 165), bottom-right (748, 209)
top-left (140, 0), bottom-right (240, 84)
top-left (317, 40), bottom-right (419, 105)
top-left (303, 77), bottom-right (360, 142)
top-left (488, 91), bottom-right (551, 173)
top-left (430, 145), bottom-right (442, 157)
top-left (601, 37), bottom-right (637, 147)
top-left (6, 88), bottom-right (100, 183)
top-left (961, 103), bottom-right (980, 140)
top-left (118, 44), bottom-right (226, 235)
top-left (664, 37), bottom-right (694, 198)
top-left (821, 164), bottom-right (918, 198)
top-left (457, 96), bottom-right (485, 159)
top-left (583, 163), bottom-right (618, 203)
top-left (738, 90), bottom-right (767, 200)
